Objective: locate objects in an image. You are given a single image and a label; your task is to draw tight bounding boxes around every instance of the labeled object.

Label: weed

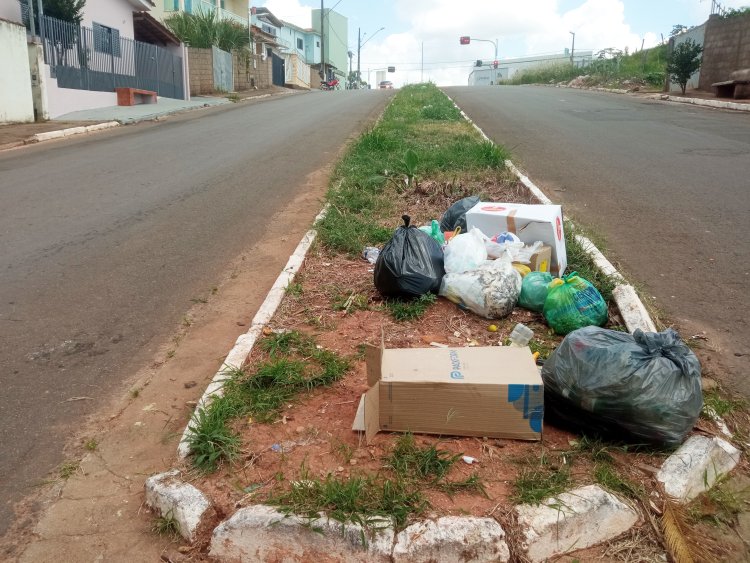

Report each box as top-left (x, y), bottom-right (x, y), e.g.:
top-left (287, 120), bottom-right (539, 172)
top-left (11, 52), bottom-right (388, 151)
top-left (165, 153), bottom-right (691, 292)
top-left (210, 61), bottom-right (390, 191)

top-left (269, 466), bottom-right (427, 528)
top-left (191, 297), bottom-right (208, 304)
top-left (152, 509), bottom-right (181, 539)
top-left (568, 435), bottom-right (615, 463)
top-left (436, 474), bottom-right (487, 497)
top-left (182, 316), bottom-right (192, 327)
top-left (59, 460), bottom-right (81, 479)
top-left (286, 282), bottom-right (304, 297)
top-left (386, 293), bottom-right (436, 322)
top-left (129, 388), bottom-right (140, 399)
top-left (702, 389), bottom-right (746, 419)
top-left (689, 476), bottom-right (750, 527)
top-left (594, 463), bottom-right (643, 499)
top-left (332, 291), bottom-right (370, 313)
top-left (387, 433), bottom-right (461, 481)
top-left (564, 222), bottom-right (618, 302)
top-left (513, 467), bottom-right (571, 505)
top-left (84, 439), bottom-right (98, 451)
top-left (260, 331), bottom-right (311, 357)
top-left (528, 339), bottom-right (554, 360)
top-left (187, 398), bottom-right (242, 472)
top-left (166, 350), bottom-right (176, 359)
top-left (331, 440), bottom-right (355, 464)
top-left (226, 93), bottom-right (240, 103)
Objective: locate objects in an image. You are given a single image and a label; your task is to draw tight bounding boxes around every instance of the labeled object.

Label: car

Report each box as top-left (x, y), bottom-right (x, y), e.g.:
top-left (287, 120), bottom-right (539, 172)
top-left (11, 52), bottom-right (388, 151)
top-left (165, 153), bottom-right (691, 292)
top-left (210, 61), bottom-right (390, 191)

top-left (379, 80), bottom-right (394, 89)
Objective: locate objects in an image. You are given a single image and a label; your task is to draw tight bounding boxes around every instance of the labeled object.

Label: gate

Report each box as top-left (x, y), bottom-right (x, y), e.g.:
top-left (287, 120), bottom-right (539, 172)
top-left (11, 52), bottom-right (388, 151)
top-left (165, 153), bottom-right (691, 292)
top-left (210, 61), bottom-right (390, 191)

top-left (272, 53), bottom-right (285, 86)
top-left (212, 46), bottom-right (233, 92)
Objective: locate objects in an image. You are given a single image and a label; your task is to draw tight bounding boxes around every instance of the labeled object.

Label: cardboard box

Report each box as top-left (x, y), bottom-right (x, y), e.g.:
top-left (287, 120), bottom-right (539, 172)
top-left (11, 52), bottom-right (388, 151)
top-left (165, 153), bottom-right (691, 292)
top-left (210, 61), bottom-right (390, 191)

top-left (466, 203), bottom-right (566, 275)
top-left (529, 244), bottom-right (552, 273)
top-left (353, 343), bottom-right (543, 443)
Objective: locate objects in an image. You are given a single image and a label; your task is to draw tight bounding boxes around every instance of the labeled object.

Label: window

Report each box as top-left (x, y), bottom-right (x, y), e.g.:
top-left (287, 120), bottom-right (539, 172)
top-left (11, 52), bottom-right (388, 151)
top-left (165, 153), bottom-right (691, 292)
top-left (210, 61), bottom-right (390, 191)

top-left (297, 38), bottom-right (303, 50)
top-left (316, 41), bottom-right (320, 47)
top-left (93, 22), bottom-right (120, 57)
top-left (261, 23), bottom-right (276, 36)
top-left (266, 47), bottom-right (272, 57)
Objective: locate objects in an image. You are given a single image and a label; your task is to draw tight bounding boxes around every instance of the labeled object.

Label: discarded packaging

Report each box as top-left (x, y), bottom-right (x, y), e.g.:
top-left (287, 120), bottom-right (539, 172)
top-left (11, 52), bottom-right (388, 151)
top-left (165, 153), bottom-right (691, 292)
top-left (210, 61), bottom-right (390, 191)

top-left (353, 341), bottom-right (543, 442)
top-left (543, 272), bottom-right (608, 335)
top-left (443, 228), bottom-right (488, 273)
top-left (439, 195), bottom-right (480, 233)
top-left (362, 246), bottom-right (380, 264)
top-left (542, 327), bottom-right (702, 446)
top-left (374, 215), bottom-right (444, 298)
top-left (466, 203), bottom-right (567, 275)
top-left (418, 219), bottom-right (446, 245)
top-left (509, 323), bottom-right (534, 347)
top-left (528, 244), bottom-right (552, 272)
top-left (439, 257), bottom-right (522, 319)
top-left (518, 271), bottom-right (554, 312)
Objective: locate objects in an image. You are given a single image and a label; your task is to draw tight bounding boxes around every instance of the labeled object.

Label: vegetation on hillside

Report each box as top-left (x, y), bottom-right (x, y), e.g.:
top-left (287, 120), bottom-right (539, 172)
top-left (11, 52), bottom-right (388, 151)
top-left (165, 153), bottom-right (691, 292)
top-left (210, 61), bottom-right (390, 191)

top-left (504, 44), bottom-right (669, 89)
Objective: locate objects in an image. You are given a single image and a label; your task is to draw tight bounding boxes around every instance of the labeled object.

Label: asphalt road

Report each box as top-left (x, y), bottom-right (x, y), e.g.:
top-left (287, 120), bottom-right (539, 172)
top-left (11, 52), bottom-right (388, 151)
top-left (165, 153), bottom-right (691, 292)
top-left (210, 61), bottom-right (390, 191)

top-left (444, 85), bottom-right (750, 395)
top-left (0, 90), bottom-right (391, 534)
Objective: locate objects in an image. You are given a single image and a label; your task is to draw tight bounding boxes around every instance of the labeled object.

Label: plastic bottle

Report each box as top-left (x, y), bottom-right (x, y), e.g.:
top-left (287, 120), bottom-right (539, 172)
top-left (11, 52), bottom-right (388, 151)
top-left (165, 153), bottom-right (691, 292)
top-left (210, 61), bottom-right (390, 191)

top-left (509, 323), bottom-right (534, 347)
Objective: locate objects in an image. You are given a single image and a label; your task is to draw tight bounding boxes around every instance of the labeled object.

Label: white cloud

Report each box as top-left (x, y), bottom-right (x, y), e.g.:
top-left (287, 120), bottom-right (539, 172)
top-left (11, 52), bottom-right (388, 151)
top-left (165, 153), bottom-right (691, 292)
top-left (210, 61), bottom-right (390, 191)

top-left (259, 0), bottom-right (314, 27)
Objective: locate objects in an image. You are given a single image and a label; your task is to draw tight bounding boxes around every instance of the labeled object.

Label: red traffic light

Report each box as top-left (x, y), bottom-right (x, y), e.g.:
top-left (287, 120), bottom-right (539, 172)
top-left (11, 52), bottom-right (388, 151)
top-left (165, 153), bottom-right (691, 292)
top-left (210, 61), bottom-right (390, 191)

top-left (459, 36), bottom-right (470, 45)
top-left (493, 60), bottom-right (499, 68)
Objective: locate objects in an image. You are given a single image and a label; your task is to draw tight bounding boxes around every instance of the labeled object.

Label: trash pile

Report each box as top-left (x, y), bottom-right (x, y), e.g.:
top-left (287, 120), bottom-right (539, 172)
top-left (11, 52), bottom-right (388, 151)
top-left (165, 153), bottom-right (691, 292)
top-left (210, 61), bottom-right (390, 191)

top-left (358, 196), bottom-right (702, 447)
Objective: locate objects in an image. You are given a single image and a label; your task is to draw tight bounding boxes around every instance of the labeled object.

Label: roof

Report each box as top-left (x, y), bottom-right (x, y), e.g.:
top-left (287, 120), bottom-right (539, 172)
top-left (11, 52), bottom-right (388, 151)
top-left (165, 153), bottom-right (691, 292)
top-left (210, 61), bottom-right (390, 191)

top-left (280, 20), bottom-right (319, 36)
top-left (133, 11), bottom-right (181, 46)
top-left (253, 7), bottom-right (283, 28)
top-left (251, 24), bottom-right (281, 46)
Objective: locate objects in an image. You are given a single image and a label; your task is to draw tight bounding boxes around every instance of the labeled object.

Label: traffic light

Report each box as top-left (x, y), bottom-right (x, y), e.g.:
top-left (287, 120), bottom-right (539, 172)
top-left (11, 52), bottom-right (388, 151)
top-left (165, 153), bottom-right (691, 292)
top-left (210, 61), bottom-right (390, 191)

top-left (475, 60), bottom-right (482, 67)
top-left (493, 60), bottom-right (499, 69)
top-left (460, 36), bottom-right (470, 45)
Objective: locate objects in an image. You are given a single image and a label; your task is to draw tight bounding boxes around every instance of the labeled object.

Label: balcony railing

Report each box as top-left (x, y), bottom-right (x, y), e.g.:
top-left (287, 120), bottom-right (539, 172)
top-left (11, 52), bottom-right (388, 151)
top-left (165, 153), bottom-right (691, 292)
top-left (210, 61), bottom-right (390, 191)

top-left (164, 0), bottom-right (248, 26)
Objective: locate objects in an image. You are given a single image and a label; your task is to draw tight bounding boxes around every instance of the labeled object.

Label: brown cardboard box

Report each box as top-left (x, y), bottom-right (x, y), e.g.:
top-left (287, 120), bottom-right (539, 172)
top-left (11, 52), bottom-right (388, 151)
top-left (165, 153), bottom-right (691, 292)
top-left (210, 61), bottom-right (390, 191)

top-left (529, 245), bottom-right (552, 273)
top-left (353, 343), bottom-right (543, 443)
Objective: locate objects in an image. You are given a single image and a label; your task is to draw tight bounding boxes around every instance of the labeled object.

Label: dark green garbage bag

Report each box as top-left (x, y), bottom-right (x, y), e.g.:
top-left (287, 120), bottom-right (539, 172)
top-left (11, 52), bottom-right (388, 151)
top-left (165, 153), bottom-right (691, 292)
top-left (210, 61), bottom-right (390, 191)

top-left (543, 272), bottom-right (608, 335)
top-left (518, 271), bottom-right (554, 312)
top-left (542, 326), bottom-right (702, 447)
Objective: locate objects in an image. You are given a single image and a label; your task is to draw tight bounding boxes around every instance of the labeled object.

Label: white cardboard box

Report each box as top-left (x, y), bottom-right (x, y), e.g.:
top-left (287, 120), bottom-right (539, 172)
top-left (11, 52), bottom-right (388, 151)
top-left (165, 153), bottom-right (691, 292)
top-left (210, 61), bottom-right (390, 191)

top-left (466, 203), bottom-right (567, 275)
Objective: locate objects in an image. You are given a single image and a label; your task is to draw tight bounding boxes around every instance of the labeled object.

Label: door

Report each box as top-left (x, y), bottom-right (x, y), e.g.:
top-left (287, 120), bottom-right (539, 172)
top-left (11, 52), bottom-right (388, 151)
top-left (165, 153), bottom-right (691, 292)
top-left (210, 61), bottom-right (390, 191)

top-left (272, 52), bottom-right (285, 87)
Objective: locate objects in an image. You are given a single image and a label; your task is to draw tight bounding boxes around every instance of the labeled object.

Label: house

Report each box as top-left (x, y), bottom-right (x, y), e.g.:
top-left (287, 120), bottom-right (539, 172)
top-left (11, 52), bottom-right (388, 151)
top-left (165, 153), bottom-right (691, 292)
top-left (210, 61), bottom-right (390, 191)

top-left (154, 0), bottom-right (249, 27)
top-left (6, 0), bottom-right (189, 120)
top-left (311, 7), bottom-right (348, 81)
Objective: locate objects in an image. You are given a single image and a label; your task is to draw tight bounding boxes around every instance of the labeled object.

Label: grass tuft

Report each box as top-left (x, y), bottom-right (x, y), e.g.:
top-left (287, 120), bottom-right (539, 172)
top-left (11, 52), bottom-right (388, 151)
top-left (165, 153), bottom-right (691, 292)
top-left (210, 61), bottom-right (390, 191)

top-left (152, 509), bottom-right (181, 539)
top-left (387, 433), bottom-right (461, 481)
top-left (385, 293), bottom-right (437, 322)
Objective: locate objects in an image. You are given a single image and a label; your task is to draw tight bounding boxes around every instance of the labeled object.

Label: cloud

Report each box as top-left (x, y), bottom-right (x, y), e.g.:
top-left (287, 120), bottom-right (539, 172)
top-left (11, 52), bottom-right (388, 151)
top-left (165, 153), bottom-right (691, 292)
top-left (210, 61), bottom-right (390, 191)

top-left (259, 0), bottom-right (314, 27)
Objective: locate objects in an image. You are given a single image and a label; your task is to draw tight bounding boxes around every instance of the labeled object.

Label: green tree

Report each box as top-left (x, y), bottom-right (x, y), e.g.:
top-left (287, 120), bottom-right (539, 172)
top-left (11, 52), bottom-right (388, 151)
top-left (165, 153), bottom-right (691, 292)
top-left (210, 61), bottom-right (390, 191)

top-left (42, 0), bottom-right (86, 24)
top-left (164, 10), bottom-right (250, 52)
top-left (670, 24), bottom-right (688, 37)
top-left (666, 39), bottom-right (702, 94)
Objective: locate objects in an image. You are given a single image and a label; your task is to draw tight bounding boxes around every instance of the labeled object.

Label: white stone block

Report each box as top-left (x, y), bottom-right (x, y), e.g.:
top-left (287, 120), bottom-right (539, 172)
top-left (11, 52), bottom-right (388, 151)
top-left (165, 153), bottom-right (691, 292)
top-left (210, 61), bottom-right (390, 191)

top-left (144, 469), bottom-right (213, 543)
top-left (209, 504), bottom-right (394, 562)
top-left (392, 516), bottom-right (510, 563)
top-left (516, 484), bottom-right (638, 562)
top-left (657, 435), bottom-right (741, 502)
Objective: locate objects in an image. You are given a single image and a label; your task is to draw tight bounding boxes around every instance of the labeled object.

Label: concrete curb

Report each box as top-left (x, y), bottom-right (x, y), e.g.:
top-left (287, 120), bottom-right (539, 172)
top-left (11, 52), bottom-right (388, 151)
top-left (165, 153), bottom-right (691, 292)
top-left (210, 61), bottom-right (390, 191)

top-left (446, 93), bottom-right (657, 334)
top-left (537, 82), bottom-right (750, 112)
top-left (11, 121), bottom-right (122, 147)
top-left (176, 205), bottom-right (328, 458)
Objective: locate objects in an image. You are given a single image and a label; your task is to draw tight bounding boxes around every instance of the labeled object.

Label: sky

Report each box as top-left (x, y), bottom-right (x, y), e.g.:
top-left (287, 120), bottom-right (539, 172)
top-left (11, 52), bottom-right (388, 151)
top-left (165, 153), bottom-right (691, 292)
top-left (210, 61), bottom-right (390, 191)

top-left (258, 0), bottom-right (749, 86)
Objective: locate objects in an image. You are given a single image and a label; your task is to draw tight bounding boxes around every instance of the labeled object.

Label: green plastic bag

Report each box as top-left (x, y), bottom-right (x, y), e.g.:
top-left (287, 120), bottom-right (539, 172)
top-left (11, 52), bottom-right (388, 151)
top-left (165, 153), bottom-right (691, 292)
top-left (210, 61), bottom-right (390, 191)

top-left (543, 272), bottom-right (608, 335)
top-left (418, 219), bottom-right (446, 245)
top-left (518, 271), bottom-right (554, 312)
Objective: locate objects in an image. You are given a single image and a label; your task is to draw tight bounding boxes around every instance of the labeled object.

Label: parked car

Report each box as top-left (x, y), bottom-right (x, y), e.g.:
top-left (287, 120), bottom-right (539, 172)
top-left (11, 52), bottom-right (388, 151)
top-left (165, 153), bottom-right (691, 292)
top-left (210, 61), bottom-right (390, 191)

top-left (379, 80), bottom-right (394, 89)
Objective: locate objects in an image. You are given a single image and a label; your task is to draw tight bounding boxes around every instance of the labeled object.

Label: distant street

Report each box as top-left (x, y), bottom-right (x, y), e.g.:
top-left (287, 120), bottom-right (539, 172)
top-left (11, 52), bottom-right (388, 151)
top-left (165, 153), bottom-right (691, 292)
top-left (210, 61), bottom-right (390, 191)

top-left (445, 85), bottom-right (750, 395)
top-left (0, 90), bottom-right (392, 534)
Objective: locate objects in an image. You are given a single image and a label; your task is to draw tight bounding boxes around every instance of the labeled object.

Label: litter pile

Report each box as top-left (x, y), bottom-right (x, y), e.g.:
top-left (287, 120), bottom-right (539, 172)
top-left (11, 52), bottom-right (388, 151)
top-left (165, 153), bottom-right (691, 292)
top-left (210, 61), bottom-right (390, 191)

top-left (363, 197), bottom-right (702, 448)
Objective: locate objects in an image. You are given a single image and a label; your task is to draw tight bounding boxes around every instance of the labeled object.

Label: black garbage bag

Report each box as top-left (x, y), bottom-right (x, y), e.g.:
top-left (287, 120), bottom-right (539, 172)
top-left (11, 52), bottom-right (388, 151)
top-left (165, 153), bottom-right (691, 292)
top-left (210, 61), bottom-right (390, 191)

top-left (439, 196), bottom-right (480, 233)
top-left (542, 326), bottom-right (702, 447)
top-left (374, 215), bottom-right (445, 298)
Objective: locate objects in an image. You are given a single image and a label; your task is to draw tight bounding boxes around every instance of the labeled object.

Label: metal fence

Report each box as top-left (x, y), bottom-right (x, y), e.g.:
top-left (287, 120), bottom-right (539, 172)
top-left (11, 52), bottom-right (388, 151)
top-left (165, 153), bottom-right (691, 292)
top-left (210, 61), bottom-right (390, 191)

top-left (23, 10), bottom-right (184, 99)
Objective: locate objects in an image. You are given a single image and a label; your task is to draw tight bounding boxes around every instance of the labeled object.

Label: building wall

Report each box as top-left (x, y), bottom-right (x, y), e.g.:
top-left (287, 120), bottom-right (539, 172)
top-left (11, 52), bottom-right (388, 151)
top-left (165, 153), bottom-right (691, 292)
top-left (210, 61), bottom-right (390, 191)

top-left (699, 12), bottom-right (750, 90)
top-left (0, 19), bottom-right (35, 123)
top-left (669, 24), bottom-right (705, 92)
top-left (468, 51), bottom-right (593, 85)
top-left (82, 0), bottom-right (136, 39)
top-left (44, 65), bottom-right (117, 118)
top-left (0, 3), bottom-right (22, 23)
top-left (188, 47), bottom-right (214, 95)
top-left (311, 8), bottom-right (348, 76)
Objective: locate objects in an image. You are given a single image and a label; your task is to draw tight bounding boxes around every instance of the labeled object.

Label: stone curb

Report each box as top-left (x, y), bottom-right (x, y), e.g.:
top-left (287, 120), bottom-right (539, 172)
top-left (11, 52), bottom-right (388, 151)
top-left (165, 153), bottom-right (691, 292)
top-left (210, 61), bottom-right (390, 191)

top-left (445, 93), bottom-right (657, 334)
top-left (536, 82), bottom-right (750, 112)
top-left (17, 121), bottom-right (121, 146)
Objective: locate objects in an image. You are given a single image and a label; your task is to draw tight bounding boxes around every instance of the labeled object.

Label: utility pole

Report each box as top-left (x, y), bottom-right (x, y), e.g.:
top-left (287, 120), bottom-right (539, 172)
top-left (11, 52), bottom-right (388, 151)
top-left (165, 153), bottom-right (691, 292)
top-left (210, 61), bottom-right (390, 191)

top-left (421, 41), bottom-right (424, 83)
top-left (357, 27), bottom-right (361, 89)
top-left (569, 31), bottom-right (575, 64)
top-left (320, 1), bottom-right (325, 80)
top-left (27, 0), bottom-right (36, 37)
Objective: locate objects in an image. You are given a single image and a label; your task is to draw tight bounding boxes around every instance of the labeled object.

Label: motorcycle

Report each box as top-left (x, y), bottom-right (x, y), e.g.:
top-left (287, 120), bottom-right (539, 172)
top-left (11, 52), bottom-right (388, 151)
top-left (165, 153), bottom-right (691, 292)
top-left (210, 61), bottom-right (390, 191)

top-left (319, 78), bottom-right (340, 91)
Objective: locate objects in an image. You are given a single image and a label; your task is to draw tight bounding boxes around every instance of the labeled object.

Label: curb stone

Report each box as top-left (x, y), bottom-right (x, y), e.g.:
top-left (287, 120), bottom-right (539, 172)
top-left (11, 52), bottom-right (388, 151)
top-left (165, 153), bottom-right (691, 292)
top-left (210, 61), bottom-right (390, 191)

top-left (144, 469), bottom-right (214, 543)
top-left (26, 121), bottom-right (120, 144)
top-left (657, 435), bottom-right (741, 503)
top-left (445, 92), bottom-right (657, 335)
top-left (515, 484), bottom-right (639, 562)
top-left (209, 504), bottom-right (393, 562)
top-left (392, 516), bottom-right (510, 562)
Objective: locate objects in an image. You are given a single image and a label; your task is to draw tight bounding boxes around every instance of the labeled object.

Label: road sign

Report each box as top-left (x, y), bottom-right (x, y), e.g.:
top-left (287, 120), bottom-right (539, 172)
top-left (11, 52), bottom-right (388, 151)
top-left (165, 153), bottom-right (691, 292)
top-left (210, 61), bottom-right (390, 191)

top-left (387, 66), bottom-right (395, 72)
top-left (460, 36), bottom-right (470, 45)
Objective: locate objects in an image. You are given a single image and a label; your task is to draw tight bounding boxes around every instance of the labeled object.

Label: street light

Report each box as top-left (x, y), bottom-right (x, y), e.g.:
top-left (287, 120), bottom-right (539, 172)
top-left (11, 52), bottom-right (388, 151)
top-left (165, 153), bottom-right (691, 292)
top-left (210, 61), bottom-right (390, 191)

top-left (358, 26), bottom-right (385, 89)
top-left (459, 36), bottom-right (498, 60)
top-left (569, 31), bottom-right (575, 64)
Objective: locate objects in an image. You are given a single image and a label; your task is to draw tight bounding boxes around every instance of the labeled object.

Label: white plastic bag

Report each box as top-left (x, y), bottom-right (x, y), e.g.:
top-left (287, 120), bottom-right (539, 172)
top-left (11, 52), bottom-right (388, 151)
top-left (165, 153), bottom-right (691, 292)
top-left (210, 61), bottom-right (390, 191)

top-left (443, 228), bottom-right (488, 273)
top-left (439, 257), bottom-right (522, 319)
top-left (485, 239), bottom-right (543, 263)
